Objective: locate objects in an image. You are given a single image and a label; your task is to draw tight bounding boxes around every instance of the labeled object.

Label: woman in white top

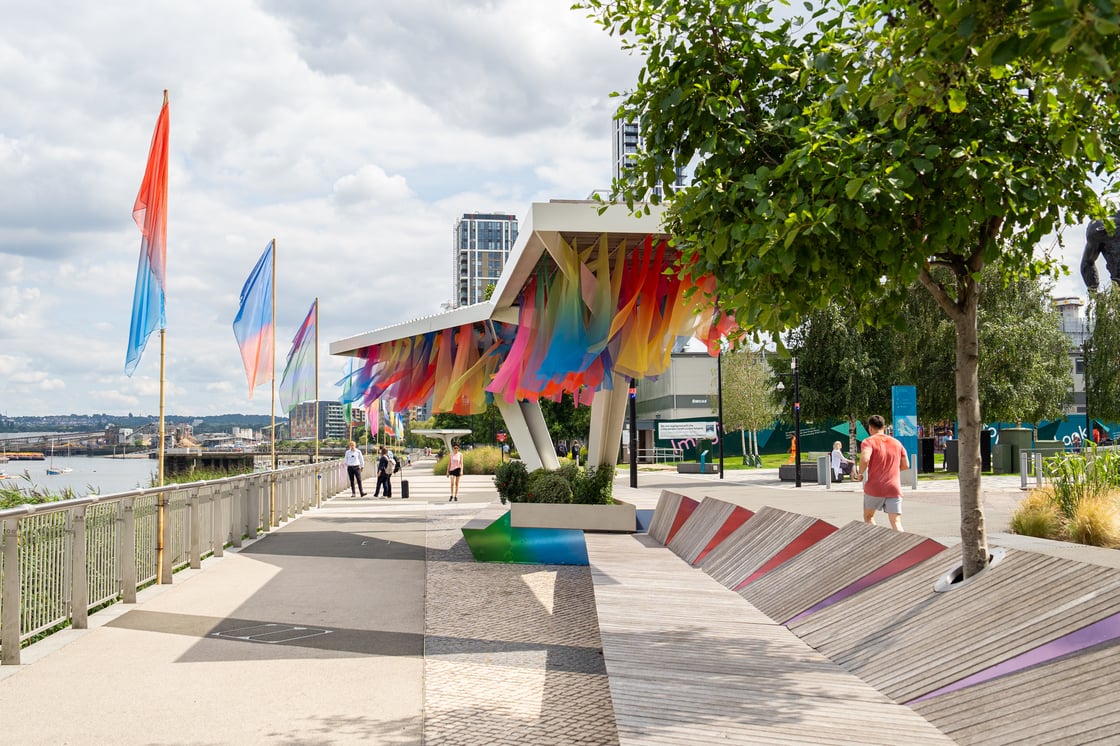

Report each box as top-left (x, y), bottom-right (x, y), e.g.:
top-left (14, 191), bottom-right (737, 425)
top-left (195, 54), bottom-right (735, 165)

top-left (830, 441), bottom-right (853, 483)
top-left (447, 443), bottom-right (464, 502)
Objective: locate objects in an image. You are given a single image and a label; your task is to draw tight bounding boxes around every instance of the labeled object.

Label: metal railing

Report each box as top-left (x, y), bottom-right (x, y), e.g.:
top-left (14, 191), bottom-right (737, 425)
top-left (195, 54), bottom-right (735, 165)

top-left (0, 460), bottom-right (346, 664)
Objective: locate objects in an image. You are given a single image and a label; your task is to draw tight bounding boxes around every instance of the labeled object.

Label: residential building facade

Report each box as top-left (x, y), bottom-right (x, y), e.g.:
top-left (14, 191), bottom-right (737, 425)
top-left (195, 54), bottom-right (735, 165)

top-left (612, 114), bottom-right (688, 200)
top-left (289, 400), bottom-right (349, 440)
top-left (453, 212), bottom-right (518, 307)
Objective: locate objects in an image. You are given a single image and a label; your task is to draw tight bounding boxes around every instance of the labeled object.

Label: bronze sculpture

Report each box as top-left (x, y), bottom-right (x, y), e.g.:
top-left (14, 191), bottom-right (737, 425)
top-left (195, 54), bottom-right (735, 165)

top-left (1081, 212), bottom-right (1120, 291)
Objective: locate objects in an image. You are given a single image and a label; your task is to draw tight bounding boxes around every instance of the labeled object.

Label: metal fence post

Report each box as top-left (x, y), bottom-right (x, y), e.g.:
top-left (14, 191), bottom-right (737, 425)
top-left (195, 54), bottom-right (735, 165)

top-left (1, 517), bottom-right (21, 665)
top-left (1034, 452), bottom-right (1044, 488)
top-left (70, 506), bottom-right (88, 630)
top-left (230, 479), bottom-right (243, 548)
top-left (211, 484), bottom-right (224, 558)
top-left (121, 498), bottom-right (137, 603)
top-left (1020, 451), bottom-right (1029, 490)
top-left (189, 488), bottom-right (202, 569)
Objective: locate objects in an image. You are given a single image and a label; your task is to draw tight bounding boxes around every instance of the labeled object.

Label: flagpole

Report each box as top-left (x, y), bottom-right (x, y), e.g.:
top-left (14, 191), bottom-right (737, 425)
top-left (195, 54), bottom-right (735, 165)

top-left (156, 89), bottom-right (171, 585)
top-left (269, 238), bottom-right (277, 528)
top-left (314, 297), bottom-right (320, 508)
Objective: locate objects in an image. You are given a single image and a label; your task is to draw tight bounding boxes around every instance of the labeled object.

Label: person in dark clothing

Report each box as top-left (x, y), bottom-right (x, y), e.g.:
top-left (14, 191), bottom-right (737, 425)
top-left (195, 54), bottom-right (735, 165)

top-left (374, 446), bottom-right (392, 498)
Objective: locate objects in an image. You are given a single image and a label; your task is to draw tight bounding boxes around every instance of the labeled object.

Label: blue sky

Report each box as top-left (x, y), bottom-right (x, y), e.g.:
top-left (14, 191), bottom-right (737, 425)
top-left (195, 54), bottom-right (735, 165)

top-left (0, 0), bottom-right (1100, 417)
top-left (0, 0), bottom-right (642, 416)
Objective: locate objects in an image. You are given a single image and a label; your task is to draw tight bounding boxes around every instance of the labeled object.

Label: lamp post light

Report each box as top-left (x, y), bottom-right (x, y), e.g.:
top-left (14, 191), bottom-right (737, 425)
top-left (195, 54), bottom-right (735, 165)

top-left (775, 356), bottom-right (802, 487)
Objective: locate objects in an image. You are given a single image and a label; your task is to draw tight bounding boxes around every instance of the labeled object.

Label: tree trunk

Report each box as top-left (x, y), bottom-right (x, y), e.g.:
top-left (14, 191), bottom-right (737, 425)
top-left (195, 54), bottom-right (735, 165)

top-left (848, 415), bottom-right (858, 459)
top-left (741, 429), bottom-right (748, 463)
top-left (955, 286), bottom-right (989, 578)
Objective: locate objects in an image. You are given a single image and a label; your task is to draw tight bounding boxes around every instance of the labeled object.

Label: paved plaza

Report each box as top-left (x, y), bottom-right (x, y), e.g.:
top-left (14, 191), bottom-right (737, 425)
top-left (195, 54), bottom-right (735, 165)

top-left (0, 457), bottom-right (1112, 744)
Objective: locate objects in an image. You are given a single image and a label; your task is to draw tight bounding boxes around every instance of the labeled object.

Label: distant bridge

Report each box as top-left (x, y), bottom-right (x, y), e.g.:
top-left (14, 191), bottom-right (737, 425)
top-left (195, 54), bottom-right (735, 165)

top-left (0, 431), bottom-right (105, 451)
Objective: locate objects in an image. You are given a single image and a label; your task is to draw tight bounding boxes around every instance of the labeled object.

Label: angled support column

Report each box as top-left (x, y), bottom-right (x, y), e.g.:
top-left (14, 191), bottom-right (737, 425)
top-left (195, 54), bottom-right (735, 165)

top-left (521, 401), bottom-right (560, 470)
top-left (495, 399), bottom-right (560, 471)
top-left (587, 373), bottom-right (630, 468)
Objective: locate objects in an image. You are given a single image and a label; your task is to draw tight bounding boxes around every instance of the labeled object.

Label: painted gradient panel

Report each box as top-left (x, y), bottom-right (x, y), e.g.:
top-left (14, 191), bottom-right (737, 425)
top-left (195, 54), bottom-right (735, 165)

top-left (734, 520), bottom-right (838, 590)
top-left (693, 506), bottom-right (755, 566)
top-left (907, 610), bottom-right (1120, 704)
top-left (665, 497), bottom-right (701, 545)
top-left (784, 538), bottom-right (946, 625)
top-left (462, 512), bottom-right (589, 565)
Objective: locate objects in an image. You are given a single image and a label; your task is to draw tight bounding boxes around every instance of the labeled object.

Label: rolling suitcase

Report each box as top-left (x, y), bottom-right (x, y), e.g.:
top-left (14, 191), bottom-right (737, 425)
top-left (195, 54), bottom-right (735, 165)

top-left (400, 478), bottom-right (409, 499)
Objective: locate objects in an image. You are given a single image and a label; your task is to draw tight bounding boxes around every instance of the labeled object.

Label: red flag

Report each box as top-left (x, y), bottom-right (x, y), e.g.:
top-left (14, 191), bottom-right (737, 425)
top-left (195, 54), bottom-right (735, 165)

top-left (134, 94), bottom-right (169, 290)
top-left (125, 92), bottom-right (170, 376)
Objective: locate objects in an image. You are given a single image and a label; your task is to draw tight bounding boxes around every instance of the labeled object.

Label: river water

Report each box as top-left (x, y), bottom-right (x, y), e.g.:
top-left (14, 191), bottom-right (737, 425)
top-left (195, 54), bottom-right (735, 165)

top-left (1, 455), bottom-right (157, 497)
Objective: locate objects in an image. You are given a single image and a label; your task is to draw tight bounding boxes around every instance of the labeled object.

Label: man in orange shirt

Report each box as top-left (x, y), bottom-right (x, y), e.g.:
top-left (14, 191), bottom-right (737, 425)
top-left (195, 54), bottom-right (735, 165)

top-left (853, 414), bottom-right (910, 531)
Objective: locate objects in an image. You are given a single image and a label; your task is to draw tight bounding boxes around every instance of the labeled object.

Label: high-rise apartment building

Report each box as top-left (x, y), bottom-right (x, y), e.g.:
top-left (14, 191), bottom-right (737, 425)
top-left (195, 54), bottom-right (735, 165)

top-left (453, 212), bottom-right (518, 307)
top-left (612, 114), bottom-right (687, 199)
top-left (289, 400), bottom-right (349, 440)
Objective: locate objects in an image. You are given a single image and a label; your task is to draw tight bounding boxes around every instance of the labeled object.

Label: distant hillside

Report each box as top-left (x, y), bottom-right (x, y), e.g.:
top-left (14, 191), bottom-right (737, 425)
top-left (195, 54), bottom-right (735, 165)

top-left (0, 413), bottom-right (285, 434)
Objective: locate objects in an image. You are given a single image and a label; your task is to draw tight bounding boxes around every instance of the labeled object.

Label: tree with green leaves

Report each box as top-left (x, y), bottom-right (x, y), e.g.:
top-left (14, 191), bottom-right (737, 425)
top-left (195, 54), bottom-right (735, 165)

top-left (713, 348), bottom-right (780, 463)
top-left (540, 393), bottom-right (594, 451)
top-left (774, 304), bottom-right (897, 456)
top-left (899, 266), bottom-right (1074, 427)
top-left (1084, 290), bottom-right (1120, 423)
top-left (578, 0), bottom-right (1120, 577)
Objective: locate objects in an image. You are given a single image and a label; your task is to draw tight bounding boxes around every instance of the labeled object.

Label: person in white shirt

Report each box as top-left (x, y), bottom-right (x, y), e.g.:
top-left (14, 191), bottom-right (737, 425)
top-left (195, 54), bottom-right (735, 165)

top-left (344, 441), bottom-right (366, 497)
top-left (830, 441), bottom-right (853, 482)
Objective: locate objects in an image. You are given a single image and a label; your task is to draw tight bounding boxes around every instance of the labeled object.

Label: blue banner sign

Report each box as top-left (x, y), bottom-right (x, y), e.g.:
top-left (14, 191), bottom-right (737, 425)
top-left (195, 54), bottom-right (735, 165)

top-left (892, 385), bottom-right (919, 469)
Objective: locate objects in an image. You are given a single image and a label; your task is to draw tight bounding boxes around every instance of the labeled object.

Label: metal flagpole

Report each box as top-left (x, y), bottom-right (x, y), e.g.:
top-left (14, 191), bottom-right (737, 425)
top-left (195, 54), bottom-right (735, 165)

top-left (314, 297), bottom-right (320, 508)
top-left (269, 238), bottom-right (277, 527)
top-left (156, 89), bottom-right (171, 585)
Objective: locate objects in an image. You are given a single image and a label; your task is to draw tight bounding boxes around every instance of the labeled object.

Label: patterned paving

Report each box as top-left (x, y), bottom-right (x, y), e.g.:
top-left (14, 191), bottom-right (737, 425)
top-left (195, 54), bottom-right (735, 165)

top-left (422, 505), bottom-right (619, 745)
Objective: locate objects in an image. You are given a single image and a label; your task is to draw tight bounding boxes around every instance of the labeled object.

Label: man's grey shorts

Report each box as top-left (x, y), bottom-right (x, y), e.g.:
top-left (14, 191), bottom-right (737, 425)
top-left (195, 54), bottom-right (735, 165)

top-left (864, 495), bottom-right (902, 514)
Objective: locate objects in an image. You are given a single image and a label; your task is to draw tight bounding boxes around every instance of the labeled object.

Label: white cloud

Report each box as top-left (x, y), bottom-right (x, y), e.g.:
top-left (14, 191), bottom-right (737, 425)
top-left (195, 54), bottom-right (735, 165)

top-left (0, 0), bottom-right (639, 416)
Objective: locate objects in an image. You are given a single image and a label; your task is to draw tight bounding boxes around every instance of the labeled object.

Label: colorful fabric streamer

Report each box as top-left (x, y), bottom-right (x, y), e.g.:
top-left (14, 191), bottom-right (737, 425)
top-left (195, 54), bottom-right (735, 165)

top-left (335, 233), bottom-right (732, 415)
top-left (279, 299), bottom-right (317, 413)
top-left (125, 96), bottom-right (169, 376)
top-left (232, 240), bottom-right (275, 396)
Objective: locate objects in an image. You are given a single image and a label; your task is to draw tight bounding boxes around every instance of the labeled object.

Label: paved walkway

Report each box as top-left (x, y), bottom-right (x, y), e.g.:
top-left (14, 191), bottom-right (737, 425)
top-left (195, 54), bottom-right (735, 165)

top-left (0, 460), bottom-right (1110, 744)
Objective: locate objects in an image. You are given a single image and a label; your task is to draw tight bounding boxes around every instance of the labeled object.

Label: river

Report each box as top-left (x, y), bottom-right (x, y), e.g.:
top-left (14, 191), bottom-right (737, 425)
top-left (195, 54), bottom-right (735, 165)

top-left (1, 454), bottom-right (157, 497)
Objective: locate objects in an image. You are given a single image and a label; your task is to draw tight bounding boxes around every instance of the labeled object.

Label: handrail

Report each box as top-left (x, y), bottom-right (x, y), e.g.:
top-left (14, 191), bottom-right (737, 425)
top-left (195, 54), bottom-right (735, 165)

top-left (0, 459), bottom-right (347, 665)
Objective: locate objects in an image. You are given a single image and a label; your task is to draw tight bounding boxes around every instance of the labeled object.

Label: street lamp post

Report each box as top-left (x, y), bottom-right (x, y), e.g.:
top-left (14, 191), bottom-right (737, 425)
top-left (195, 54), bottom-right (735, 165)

top-left (776, 357), bottom-right (802, 487)
top-left (628, 380), bottom-right (638, 488)
top-left (717, 348), bottom-right (725, 479)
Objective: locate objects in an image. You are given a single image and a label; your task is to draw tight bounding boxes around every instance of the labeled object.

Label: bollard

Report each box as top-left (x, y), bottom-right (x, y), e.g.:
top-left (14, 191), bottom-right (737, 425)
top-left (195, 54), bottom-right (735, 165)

top-left (818, 455), bottom-right (831, 490)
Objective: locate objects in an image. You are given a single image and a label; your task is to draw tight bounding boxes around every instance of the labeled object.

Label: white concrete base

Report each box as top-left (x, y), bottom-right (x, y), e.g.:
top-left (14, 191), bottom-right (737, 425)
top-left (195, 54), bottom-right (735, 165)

top-left (509, 500), bottom-right (636, 533)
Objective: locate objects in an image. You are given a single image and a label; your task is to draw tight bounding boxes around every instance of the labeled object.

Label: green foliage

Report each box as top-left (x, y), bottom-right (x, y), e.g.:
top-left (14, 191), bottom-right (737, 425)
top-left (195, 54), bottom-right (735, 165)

top-left (576, 0), bottom-right (1120, 576)
top-left (432, 446), bottom-right (503, 476)
top-left (900, 265), bottom-right (1073, 423)
top-left (1044, 445), bottom-right (1120, 519)
top-left (160, 467), bottom-right (250, 485)
top-left (540, 392), bottom-right (592, 446)
top-left (503, 462), bottom-right (616, 505)
top-left (572, 463), bottom-right (616, 505)
top-left (493, 460), bottom-right (530, 503)
top-left (0, 473), bottom-right (77, 509)
top-left (774, 304), bottom-right (896, 422)
top-left (715, 349), bottom-right (780, 456)
top-left (526, 469), bottom-right (573, 504)
top-left (1084, 291), bottom-right (1120, 422)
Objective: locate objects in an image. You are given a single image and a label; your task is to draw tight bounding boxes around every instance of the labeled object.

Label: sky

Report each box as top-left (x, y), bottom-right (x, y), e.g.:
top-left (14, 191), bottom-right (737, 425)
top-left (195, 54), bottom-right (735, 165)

top-left (0, 0), bottom-right (1105, 418)
top-left (0, 0), bottom-right (644, 417)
